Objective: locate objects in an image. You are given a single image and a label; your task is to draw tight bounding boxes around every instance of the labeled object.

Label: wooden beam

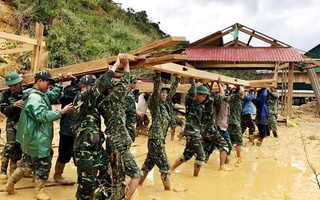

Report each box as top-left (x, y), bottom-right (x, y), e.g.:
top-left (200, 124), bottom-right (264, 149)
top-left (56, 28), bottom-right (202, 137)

top-left (0, 31), bottom-right (45, 47)
top-left (0, 45), bottom-right (33, 54)
top-left (31, 23), bottom-right (44, 73)
top-left (132, 54), bottom-right (188, 68)
top-left (277, 63), bottom-right (289, 70)
top-left (128, 36), bottom-right (186, 55)
top-left (136, 82), bottom-right (191, 93)
top-left (287, 62), bottom-right (294, 120)
top-left (238, 27), bottom-right (283, 47)
top-left (146, 63), bottom-right (250, 86)
top-left (249, 79), bottom-right (277, 88)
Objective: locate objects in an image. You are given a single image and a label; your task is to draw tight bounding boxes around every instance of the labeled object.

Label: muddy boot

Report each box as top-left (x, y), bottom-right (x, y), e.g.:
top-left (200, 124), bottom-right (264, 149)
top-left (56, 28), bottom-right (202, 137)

top-left (160, 173), bottom-right (171, 190)
top-left (249, 134), bottom-right (259, 145)
top-left (256, 137), bottom-right (264, 146)
top-left (0, 156), bottom-right (9, 180)
top-left (4, 167), bottom-right (24, 194)
top-left (138, 170), bottom-right (148, 186)
top-left (193, 164), bottom-right (202, 177)
top-left (53, 161), bottom-right (74, 185)
top-left (170, 128), bottom-right (175, 141)
top-left (204, 153), bottom-right (210, 163)
top-left (35, 179), bottom-right (50, 200)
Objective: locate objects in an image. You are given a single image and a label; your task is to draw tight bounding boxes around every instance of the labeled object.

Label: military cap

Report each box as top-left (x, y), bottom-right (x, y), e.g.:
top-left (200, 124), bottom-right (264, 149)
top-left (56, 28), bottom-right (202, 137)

top-left (34, 70), bottom-right (55, 85)
top-left (79, 74), bottom-right (96, 86)
top-left (130, 75), bottom-right (137, 83)
top-left (4, 71), bottom-right (23, 86)
top-left (196, 84), bottom-right (210, 95)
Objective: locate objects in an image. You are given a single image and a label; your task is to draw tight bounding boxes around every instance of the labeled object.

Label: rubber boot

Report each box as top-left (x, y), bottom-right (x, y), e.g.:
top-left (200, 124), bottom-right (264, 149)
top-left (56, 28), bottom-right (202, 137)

top-left (35, 179), bottom-right (50, 200)
top-left (138, 170), bottom-right (148, 186)
top-left (4, 167), bottom-right (24, 194)
top-left (53, 161), bottom-right (74, 185)
top-left (193, 164), bottom-right (202, 177)
top-left (0, 156), bottom-right (9, 180)
top-left (160, 173), bottom-right (171, 190)
top-left (124, 177), bottom-right (140, 200)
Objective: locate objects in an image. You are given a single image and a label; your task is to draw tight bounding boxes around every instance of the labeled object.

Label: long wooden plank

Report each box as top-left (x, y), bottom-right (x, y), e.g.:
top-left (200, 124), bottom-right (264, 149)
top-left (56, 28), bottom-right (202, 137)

top-left (238, 27), bottom-right (282, 47)
top-left (249, 79), bottom-right (277, 88)
top-left (0, 45), bottom-right (33, 54)
top-left (128, 36), bottom-right (186, 55)
top-left (136, 82), bottom-right (191, 93)
top-left (31, 23), bottom-right (44, 73)
top-left (146, 63), bottom-right (250, 86)
top-left (0, 31), bottom-right (45, 47)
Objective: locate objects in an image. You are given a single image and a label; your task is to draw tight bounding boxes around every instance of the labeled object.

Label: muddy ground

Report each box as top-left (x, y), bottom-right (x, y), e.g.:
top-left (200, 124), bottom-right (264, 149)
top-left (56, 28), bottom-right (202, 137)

top-left (0, 104), bottom-right (320, 200)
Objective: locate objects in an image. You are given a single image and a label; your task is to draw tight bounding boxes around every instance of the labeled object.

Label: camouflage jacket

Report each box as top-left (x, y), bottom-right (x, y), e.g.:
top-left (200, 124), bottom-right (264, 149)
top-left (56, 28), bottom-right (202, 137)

top-left (201, 93), bottom-right (223, 133)
top-left (123, 90), bottom-right (137, 138)
top-left (0, 85), bottom-right (27, 123)
top-left (59, 80), bottom-right (80, 137)
top-left (73, 71), bottom-right (115, 151)
top-left (148, 73), bottom-right (178, 139)
top-left (99, 71), bottom-right (132, 148)
top-left (183, 81), bottom-right (204, 138)
top-left (267, 91), bottom-right (279, 115)
top-left (228, 91), bottom-right (242, 125)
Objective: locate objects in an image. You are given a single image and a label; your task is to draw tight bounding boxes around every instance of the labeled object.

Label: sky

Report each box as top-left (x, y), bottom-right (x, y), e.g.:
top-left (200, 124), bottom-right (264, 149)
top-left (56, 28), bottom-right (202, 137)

top-left (116, 0), bottom-right (320, 53)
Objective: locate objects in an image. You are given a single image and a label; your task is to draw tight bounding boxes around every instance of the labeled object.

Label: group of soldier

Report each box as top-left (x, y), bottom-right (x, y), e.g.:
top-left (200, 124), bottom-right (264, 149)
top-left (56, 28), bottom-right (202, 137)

top-left (0, 53), bottom-right (279, 200)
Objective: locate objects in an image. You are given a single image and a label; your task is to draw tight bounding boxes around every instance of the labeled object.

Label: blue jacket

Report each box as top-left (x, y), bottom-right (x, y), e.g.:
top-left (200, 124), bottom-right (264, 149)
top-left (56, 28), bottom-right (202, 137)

top-left (254, 89), bottom-right (268, 125)
top-left (242, 92), bottom-right (255, 115)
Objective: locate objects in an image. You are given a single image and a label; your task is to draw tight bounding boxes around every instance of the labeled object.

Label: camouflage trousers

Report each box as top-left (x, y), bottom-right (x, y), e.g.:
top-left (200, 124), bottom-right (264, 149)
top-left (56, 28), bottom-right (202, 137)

top-left (241, 114), bottom-right (256, 135)
top-left (12, 153), bottom-right (52, 183)
top-left (228, 124), bottom-right (243, 145)
top-left (201, 127), bottom-right (230, 156)
top-left (268, 114), bottom-right (278, 134)
top-left (106, 139), bottom-right (142, 179)
top-left (126, 121), bottom-right (137, 143)
top-left (141, 139), bottom-right (170, 174)
top-left (74, 148), bottom-right (104, 200)
top-left (181, 136), bottom-right (205, 166)
top-left (1, 123), bottom-right (22, 174)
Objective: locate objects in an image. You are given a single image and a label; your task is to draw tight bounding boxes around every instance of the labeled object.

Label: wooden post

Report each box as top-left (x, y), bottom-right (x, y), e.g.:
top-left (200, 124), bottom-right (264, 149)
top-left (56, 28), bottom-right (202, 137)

top-left (31, 22), bottom-right (44, 73)
top-left (287, 62), bottom-right (294, 121)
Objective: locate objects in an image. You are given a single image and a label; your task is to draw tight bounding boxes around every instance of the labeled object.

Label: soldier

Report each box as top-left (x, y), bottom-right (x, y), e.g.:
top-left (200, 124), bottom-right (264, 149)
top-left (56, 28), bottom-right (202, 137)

top-left (171, 80), bottom-right (210, 177)
top-left (136, 92), bottom-right (150, 136)
top-left (98, 55), bottom-right (142, 200)
top-left (4, 70), bottom-right (73, 200)
top-left (72, 55), bottom-right (123, 200)
top-left (53, 73), bottom-right (79, 184)
top-left (254, 88), bottom-right (269, 145)
top-left (201, 80), bottom-right (230, 171)
top-left (227, 85), bottom-right (245, 163)
top-left (267, 86), bottom-right (279, 137)
top-left (124, 75), bottom-right (138, 142)
top-left (139, 72), bottom-right (179, 190)
top-left (0, 72), bottom-right (25, 180)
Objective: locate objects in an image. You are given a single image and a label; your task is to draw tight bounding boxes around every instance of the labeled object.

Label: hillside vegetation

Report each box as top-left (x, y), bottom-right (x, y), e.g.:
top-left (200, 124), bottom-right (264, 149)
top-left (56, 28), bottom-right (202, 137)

top-left (1, 0), bottom-right (174, 70)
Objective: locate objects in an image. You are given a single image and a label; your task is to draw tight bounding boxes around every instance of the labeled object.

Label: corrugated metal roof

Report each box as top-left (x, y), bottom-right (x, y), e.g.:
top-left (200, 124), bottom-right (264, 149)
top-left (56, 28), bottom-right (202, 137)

top-left (186, 47), bottom-right (303, 62)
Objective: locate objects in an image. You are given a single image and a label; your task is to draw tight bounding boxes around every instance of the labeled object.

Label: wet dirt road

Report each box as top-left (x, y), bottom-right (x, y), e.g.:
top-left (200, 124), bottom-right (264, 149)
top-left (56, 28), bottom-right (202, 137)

top-left (1, 119), bottom-right (320, 200)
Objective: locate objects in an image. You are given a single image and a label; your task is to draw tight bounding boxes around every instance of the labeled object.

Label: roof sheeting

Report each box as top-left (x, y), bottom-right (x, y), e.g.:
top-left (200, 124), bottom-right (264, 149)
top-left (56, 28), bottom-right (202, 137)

top-left (186, 47), bottom-right (303, 62)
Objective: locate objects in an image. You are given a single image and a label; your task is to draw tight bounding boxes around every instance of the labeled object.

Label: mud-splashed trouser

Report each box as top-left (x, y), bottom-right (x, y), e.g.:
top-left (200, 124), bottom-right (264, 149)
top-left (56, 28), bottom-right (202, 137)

top-left (57, 134), bottom-right (74, 164)
top-left (268, 114), bottom-right (278, 135)
top-left (201, 128), bottom-right (229, 156)
top-left (181, 136), bottom-right (205, 166)
top-left (11, 153), bottom-right (52, 184)
top-left (241, 114), bottom-right (255, 135)
top-left (228, 124), bottom-right (243, 145)
top-left (1, 122), bottom-right (22, 174)
top-left (141, 139), bottom-right (171, 174)
top-left (74, 148), bottom-right (103, 200)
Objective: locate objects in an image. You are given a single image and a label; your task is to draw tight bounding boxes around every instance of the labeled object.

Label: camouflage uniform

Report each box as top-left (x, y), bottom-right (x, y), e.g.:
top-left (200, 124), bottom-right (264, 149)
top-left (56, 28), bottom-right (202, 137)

top-left (73, 71), bottom-right (114, 200)
top-left (99, 71), bottom-right (142, 179)
top-left (141, 73), bottom-right (178, 174)
top-left (201, 93), bottom-right (229, 156)
top-left (124, 90), bottom-right (137, 142)
top-left (0, 85), bottom-right (26, 175)
top-left (267, 90), bottom-right (279, 137)
top-left (227, 91), bottom-right (243, 145)
top-left (181, 82), bottom-right (206, 166)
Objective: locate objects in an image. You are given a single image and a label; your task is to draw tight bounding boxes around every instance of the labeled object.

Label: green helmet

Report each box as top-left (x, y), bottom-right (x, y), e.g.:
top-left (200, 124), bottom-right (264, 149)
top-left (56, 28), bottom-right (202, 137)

top-left (196, 85), bottom-right (210, 95)
top-left (130, 75), bottom-right (137, 83)
top-left (4, 72), bottom-right (23, 86)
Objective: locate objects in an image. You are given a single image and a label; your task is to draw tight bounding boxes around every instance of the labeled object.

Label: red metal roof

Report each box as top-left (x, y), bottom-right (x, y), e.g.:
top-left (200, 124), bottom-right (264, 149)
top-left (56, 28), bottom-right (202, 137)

top-left (185, 47), bottom-right (303, 62)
